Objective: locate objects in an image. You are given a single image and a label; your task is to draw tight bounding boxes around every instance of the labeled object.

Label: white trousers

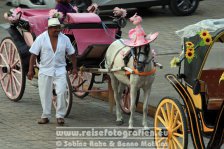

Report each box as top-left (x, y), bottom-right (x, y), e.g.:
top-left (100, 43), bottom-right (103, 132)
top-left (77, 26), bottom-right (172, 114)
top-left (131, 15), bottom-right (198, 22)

top-left (38, 73), bottom-right (67, 119)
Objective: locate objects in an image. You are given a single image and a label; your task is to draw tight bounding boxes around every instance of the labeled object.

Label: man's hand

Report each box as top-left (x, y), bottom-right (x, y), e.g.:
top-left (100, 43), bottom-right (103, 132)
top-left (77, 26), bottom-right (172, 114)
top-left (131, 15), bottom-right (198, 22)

top-left (27, 70), bottom-right (34, 80)
top-left (70, 54), bottom-right (78, 79)
top-left (28, 54), bottom-right (37, 80)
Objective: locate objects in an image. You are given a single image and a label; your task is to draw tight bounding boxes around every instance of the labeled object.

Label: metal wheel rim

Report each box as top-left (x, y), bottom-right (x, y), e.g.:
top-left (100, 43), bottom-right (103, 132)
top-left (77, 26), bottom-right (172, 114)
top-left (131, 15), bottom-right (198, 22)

top-left (0, 39), bottom-right (23, 100)
top-left (177, 0), bottom-right (197, 11)
top-left (155, 98), bottom-right (186, 149)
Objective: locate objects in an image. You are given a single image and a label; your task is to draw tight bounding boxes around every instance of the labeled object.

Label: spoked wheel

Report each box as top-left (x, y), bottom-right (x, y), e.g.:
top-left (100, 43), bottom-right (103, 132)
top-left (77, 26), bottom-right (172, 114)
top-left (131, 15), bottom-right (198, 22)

top-left (69, 71), bottom-right (94, 98)
top-left (0, 38), bottom-right (25, 101)
top-left (52, 74), bottom-right (73, 117)
top-left (154, 97), bottom-right (188, 149)
top-left (120, 86), bottom-right (140, 114)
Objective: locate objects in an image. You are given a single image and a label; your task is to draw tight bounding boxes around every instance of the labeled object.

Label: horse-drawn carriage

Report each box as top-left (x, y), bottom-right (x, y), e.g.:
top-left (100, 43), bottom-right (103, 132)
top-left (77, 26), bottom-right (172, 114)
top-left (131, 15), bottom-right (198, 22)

top-left (0, 7), bottom-right (129, 117)
top-left (1, 5), bottom-right (163, 131)
top-left (154, 19), bottom-right (224, 148)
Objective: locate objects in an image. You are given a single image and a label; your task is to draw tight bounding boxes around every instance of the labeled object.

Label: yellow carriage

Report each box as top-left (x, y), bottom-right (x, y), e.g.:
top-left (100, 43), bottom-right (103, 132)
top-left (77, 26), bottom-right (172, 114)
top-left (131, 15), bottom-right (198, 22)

top-left (154, 19), bottom-right (224, 149)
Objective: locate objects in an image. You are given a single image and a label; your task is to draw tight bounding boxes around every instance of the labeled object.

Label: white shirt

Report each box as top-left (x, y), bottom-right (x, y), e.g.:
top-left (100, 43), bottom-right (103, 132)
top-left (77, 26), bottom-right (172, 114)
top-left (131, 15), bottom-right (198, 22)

top-left (29, 31), bottom-right (75, 77)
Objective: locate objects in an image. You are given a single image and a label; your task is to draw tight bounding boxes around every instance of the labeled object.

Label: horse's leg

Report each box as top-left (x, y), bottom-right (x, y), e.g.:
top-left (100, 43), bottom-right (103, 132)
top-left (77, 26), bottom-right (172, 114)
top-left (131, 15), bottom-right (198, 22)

top-left (129, 85), bottom-right (138, 129)
top-left (109, 74), bottom-right (123, 125)
top-left (142, 86), bottom-right (152, 130)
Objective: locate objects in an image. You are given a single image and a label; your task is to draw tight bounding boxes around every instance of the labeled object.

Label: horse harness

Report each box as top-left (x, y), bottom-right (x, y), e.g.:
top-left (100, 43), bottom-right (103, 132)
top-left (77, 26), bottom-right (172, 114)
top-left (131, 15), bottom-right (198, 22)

top-left (124, 44), bottom-right (156, 76)
top-left (108, 43), bottom-right (156, 76)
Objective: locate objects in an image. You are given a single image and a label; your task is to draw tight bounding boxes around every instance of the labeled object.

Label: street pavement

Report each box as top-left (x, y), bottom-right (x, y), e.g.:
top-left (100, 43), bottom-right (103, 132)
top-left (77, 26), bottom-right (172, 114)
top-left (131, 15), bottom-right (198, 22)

top-left (0, 0), bottom-right (224, 148)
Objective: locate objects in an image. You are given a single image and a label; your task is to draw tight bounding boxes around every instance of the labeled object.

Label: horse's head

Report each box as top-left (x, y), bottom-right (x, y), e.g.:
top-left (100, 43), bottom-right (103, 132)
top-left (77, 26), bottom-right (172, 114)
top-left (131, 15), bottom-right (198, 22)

top-left (122, 13), bottom-right (158, 72)
top-left (133, 44), bottom-right (153, 72)
top-left (123, 32), bottom-right (158, 72)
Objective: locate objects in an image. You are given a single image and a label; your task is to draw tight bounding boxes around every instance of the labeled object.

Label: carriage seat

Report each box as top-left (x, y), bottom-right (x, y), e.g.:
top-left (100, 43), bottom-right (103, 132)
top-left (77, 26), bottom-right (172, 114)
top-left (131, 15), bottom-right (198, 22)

top-left (200, 69), bottom-right (224, 110)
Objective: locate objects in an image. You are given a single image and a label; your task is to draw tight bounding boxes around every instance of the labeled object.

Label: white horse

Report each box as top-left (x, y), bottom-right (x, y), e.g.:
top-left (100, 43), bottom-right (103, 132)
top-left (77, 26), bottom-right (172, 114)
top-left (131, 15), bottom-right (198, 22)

top-left (105, 38), bottom-right (157, 129)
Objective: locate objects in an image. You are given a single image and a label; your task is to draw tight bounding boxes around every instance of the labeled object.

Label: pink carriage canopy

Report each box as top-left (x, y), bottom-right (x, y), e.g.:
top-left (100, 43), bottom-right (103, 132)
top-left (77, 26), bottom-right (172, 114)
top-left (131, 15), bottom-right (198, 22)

top-left (20, 9), bottom-right (117, 55)
top-left (21, 9), bottom-right (49, 36)
top-left (64, 13), bottom-right (117, 55)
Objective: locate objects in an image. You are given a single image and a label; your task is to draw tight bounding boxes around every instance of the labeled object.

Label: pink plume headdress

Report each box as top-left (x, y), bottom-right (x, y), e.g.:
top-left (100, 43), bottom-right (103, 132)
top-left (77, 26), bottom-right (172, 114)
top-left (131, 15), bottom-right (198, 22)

top-left (4, 7), bottom-right (22, 23)
top-left (113, 7), bottom-right (127, 18)
top-left (49, 9), bottom-right (63, 19)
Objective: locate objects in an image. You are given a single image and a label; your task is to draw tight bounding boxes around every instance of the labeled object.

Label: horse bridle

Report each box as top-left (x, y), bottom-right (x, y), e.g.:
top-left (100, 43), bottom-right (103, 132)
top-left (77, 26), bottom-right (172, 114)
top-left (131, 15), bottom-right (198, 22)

top-left (131, 44), bottom-right (153, 72)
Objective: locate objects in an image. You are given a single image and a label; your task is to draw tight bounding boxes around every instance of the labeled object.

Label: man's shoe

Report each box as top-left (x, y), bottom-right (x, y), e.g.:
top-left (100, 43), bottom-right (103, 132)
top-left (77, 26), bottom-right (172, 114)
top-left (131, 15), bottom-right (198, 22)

top-left (57, 118), bottom-right (65, 125)
top-left (38, 118), bottom-right (49, 124)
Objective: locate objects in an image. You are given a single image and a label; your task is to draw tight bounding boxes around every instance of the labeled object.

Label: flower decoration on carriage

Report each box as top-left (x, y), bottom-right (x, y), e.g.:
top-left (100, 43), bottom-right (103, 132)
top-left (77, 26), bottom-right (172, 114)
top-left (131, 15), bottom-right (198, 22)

top-left (185, 44), bottom-right (196, 63)
top-left (113, 7), bottom-right (127, 18)
top-left (112, 7), bottom-right (128, 28)
top-left (183, 30), bottom-right (213, 64)
top-left (170, 57), bottom-right (180, 68)
top-left (87, 3), bottom-right (99, 13)
top-left (4, 7), bottom-right (22, 23)
top-left (199, 30), bottom-right (213, 46)
top-left (49, 9), bottom-right (63, 19)
top-left (219, 72), bottom-right (224, 84)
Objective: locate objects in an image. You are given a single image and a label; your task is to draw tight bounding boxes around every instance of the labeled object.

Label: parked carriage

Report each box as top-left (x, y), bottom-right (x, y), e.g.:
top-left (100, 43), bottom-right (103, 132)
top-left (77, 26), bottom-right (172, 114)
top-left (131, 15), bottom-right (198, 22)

top-left (154, 20), bottom-right (224, 148)
top-left (0, 7), bottom-right (131, 117)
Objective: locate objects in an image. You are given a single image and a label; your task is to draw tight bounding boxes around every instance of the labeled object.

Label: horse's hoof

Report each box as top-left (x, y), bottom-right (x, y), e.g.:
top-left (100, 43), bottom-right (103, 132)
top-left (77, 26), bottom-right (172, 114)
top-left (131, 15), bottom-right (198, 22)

top-left (116, 120), bottom-right (124, 126)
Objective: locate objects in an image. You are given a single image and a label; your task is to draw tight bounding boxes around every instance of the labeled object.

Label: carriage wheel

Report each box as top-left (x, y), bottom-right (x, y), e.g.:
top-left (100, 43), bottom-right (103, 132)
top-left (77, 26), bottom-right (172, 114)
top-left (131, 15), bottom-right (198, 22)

top-left (52, 74), bottom-right (73, 117)
top-left (154, 97), bottom-right (188, 149)
top-left (0, 38), bottom-right (25, 101)
top-left (120, 86), bottom-right (140, 114)
top-left (69, 71), bottom-right (94, 98)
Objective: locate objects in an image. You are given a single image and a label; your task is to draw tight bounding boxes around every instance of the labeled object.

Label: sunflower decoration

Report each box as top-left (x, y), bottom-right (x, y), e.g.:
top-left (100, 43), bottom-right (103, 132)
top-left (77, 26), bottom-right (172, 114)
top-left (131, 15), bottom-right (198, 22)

top-left (185, 41), bottom-right (194, 48)
top-left (184, 30), bottom-right (213, 64)
top-left (219, 72), bottom-right (224, 84)
top-left (185, 48), bottom-right (195, 63)
top-left (203, 36), bottom-right (213, 45)
top-left (200, 30), bottom-right (210, 39)
top-left (186, 47), bottom-right (195, 52)
top-left (198, 30), bottom-right (213, 46)
top-left (184, 41), bottom-right (196, 63)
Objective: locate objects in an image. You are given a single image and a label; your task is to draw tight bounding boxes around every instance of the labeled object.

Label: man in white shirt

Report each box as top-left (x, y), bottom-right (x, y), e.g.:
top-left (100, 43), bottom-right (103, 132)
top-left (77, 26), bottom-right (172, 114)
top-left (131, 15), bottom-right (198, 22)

top-left (27, 18), bottom-right (77, 125)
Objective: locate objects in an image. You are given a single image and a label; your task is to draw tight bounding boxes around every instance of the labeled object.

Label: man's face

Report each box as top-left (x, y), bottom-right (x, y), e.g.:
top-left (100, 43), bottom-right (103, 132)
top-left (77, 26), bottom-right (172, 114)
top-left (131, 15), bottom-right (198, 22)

top-left (48, 25), bottom-right (61, 37)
